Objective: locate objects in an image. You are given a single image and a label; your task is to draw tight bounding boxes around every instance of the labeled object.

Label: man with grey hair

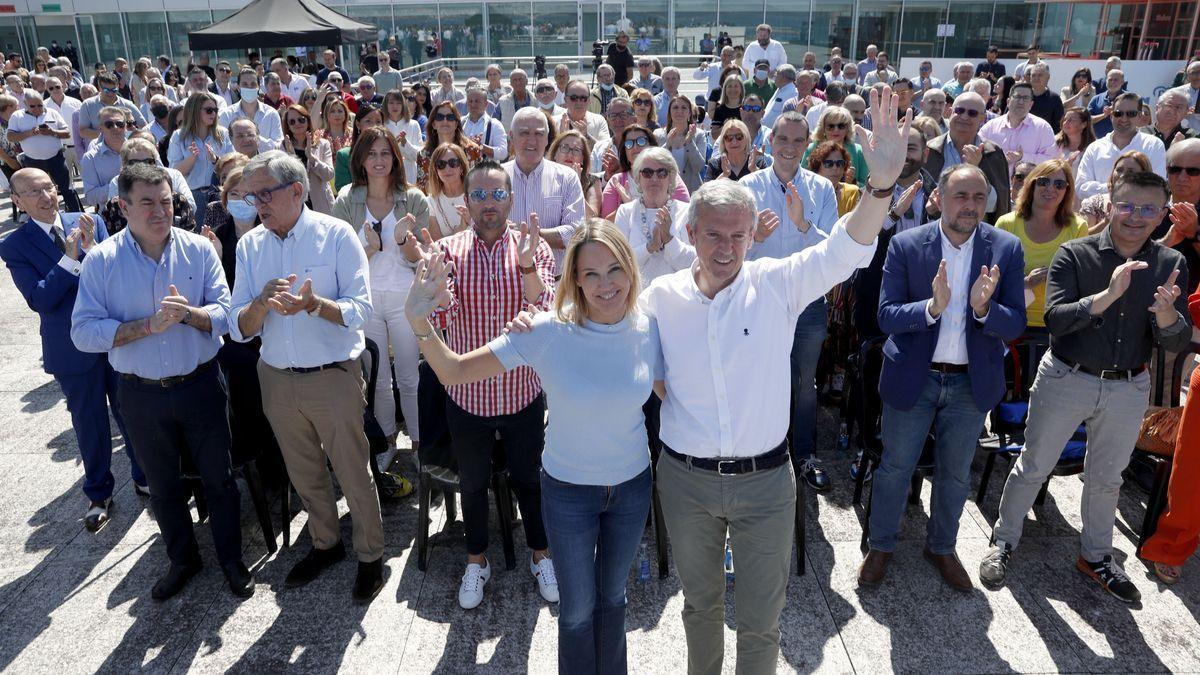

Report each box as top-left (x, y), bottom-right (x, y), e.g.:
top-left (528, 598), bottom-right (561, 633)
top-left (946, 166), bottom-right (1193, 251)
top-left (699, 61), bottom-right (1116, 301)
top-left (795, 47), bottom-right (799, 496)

top-left (1141, 88), bottom-right (1199, 149)
top-left (589, 63), bottom-right (628, 115)
top-left (653, 66), bottom-right (682, 126)
top-left (644, 87), bottom-right (909, 673)
top-left (229, 118), bottom-right (261, 158)
top-left (497, 68), bottom-right (532, 129)
top-left (762, 64), bottom-right (797, 127)
top-left (261, 72), bottom-right (293, 111)
top-left (530, 78), bottom-right (564, 118)
top-left (1027, 61), bottom-right (1064, 132)
top-left (270, 57), bottom-right (309, 101)
top-left (504, 106), bottom-right (584, 265)
top-left (229, 150), bottom-right (383, 603)
top-left (354, 75), bottom-right (383, 109)
top-left (44, 75), bottom-right (81, 175)
top-left (942, 62), bottom-right (976, 99)
top-left (1168, 59), bottom-right (1200, 130)
top-left (463, 86), bottom-right (508, 161)
top-left (9, 89), bottom-right (81, 212)
top-left (632, 56), bottom-right (664, 95)
top-left (1088, 68), bottom-right (1126, 137)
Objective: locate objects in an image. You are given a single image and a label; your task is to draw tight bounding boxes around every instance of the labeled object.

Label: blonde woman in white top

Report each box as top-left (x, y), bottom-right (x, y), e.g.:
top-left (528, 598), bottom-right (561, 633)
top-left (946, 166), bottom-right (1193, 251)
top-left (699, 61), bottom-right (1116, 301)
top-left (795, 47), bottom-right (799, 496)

top-left (612, 146), bottom-right (695, 286)
top-left (425, 142), bottom-right (471, 239)
top-left (384, 88), bottom-right (423, 181)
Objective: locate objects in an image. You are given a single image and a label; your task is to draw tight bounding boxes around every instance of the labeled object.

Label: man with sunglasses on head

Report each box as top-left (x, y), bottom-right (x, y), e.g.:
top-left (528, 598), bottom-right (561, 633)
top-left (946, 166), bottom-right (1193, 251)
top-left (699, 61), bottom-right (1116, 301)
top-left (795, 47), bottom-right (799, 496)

top-left (979, 82), bottom-right (1058, 169)
top-left (1077, 92), bottom-right (1167, 200)
top-left (425, 158), bottom-right (560, 609)
top-left (924, 92), bottom-right (1011, 225)
top-left (632, 57), bottom-right (664, 96)
top-left (80, 106), bottom-right (132, 207)
top-left (981, 170), bottom-right (1190, 602)
top-left (219, 68), bottom-right (283, 154)
top-left (503, 108), bottom-right (584, 268)
top-left (75, 71), bottom-right (144, 145)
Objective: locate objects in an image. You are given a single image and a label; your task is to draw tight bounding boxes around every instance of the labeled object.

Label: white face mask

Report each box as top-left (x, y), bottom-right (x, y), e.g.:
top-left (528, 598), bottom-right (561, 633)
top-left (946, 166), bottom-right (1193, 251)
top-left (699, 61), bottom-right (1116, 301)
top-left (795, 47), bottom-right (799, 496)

top-left (755, 69), bottom-right (769, 80)
top-left (537, 100), bottom-right (555, 110)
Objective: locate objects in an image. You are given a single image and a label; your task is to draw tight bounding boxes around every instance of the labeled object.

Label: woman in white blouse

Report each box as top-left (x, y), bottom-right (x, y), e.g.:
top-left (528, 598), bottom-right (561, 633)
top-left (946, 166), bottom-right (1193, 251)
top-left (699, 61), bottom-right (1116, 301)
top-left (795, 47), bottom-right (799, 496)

top-left (331, 126), bottom-right (430, 494)
top-left (384, 88), bottom-right (423, 181)
top-left (612, 146), bottom-right (695, 286)
top-left (425, 142), bottom-right (470, 239)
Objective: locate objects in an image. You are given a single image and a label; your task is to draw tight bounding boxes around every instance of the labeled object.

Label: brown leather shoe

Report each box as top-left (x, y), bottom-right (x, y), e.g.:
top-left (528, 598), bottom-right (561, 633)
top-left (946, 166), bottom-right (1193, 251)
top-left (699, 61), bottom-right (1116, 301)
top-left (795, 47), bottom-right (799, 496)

top-left (923, 548), bottom-right (972, 592)
top-left (858, 549), bottom-right (893, 587)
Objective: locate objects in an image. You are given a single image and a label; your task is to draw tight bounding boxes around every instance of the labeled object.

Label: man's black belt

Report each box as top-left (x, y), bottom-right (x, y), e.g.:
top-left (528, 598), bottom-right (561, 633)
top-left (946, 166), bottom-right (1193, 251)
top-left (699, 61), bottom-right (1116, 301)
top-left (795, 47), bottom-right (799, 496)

top-left (284, 361), bottom-right (347, 374)
top-left (121, 359), bottom-right (215, 388)
top-left (662, 439), bottom-right (790, 475)
top-left (1052, 351), bottom-right (1146, 381)
top-left (931, 362), bottom-right (969, 374)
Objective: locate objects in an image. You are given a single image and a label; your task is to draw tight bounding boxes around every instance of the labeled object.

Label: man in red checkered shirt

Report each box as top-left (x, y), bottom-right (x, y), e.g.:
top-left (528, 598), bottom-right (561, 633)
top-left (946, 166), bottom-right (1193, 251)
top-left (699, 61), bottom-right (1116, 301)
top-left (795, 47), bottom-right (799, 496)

top-left (427, 159), bottom-right (560, 610)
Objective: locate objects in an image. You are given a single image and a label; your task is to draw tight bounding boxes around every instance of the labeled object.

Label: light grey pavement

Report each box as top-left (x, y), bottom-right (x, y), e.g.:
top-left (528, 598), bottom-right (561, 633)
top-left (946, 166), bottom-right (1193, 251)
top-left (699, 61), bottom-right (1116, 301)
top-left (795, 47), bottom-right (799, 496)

top-left (0, 200), bottom-right (1198, 674)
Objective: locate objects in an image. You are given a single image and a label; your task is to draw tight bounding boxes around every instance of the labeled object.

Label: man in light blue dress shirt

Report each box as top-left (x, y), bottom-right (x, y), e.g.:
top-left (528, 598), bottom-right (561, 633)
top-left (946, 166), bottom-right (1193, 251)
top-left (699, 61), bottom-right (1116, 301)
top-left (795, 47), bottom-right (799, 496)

top-left (740, 111), bottom-right (840, 492)
top-left (71, 163), bottom-right (251, 602)
top-left (228, 150), bottom-right (384, 604)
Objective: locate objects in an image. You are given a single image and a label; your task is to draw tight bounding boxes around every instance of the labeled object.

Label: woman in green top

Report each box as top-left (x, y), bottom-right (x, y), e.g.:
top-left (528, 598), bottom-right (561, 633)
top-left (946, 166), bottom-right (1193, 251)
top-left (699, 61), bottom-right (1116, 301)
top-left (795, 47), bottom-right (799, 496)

top-left (802, 106), bottom-right (868, 187)
top-left (334, 103), bottom-right (383, 192)
top-left (994, 158), bottom-right (1089, 329)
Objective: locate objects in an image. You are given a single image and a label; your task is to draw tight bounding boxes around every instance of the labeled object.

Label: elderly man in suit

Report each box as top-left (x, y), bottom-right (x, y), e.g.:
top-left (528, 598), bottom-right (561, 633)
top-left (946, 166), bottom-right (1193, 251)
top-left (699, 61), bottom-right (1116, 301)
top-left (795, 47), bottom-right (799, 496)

top-left (0, 167), bottom-right (147, 532)
top-left (860, 163), bottom-right (1026, 592)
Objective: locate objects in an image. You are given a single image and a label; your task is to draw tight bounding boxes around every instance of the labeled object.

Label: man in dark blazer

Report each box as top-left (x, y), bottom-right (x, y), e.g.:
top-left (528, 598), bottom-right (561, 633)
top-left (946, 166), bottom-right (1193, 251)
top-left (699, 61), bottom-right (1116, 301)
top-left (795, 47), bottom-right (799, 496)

top-left (923, 92), bottom-right (1011, 225)
top-left (859, 164), bottom-right (1026, 592)
top-left (0, 167), bottom-right (146, 532)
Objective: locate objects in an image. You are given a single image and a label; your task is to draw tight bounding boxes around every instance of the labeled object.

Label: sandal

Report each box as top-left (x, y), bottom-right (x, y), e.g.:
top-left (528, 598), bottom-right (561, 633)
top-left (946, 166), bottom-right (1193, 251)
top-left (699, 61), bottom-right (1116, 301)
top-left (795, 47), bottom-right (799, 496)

top-left (1152, 561), bottom-right (1182, 585)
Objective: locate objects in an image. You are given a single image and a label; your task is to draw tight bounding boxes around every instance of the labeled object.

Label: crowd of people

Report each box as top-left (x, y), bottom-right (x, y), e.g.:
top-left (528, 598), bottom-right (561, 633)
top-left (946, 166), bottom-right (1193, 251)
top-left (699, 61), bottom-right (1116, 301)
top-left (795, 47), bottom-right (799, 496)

top-left (0, 26), bottom-right (1198, 674)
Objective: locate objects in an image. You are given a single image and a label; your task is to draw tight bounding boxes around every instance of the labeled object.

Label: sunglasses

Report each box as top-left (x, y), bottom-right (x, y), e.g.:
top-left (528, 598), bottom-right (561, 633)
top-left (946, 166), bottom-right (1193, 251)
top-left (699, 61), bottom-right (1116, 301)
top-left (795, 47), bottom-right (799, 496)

top-left (724, 133), bottom-right (745, 142)
top-left (47, 85), bottom-right (61, 91)
top-left (535, 86), bottom-right (554, 94)
top-left (623, 136), bottom-right (650, 149)
top-left (825, 122), bottom-right (848, 130)
top-left (1168, 165), bottom-right (1200, 176)
top-left (953, 107), bottom-right (982, 118)
top-left (218, 67), bottom-right (232, 73)
top-left (435, 157), bottom-right (462, 170)
top-left (821, 159), bottom-right (846, 169)
top-left (1112, 202), bottom-right (1165, 219)
top-left (567, 94), bottom-right (589, 102)
top-left (287, 116), bottom-right (308, 125)
top-left (741, 104), bottom-right (763, 113)
top-left (634, 99), bottom-right (652, 107)
top-left (639, 167), bottom-right (669, 179)
top-left (405, 96), bottom-right (416, 102)
top-left (432, 112), bottom-right (456, 121)
top-left (202, 106), bottom-right (218, 114)
top-left (1111, 110), bottom-right (1139, 119)
top-left (102, 120), bottom-right (126, 129)
top-left (1034, 177), bottom-right (1068, 190)
top-left (469, 188), bottom-right (510, 202)
top-left (1013, 173), bottom-right (1029, 181)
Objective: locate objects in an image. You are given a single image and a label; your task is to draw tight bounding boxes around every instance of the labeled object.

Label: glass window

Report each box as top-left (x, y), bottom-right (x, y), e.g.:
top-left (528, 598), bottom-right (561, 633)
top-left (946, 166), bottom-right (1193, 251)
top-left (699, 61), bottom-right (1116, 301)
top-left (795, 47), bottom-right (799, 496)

top-left (855, 0), bottom-right (902, 59)
top-left (899, 0), bottom-right (946, 59)
top-left (673, 0), bottom-right (719, 55)
top-left (991, 0), bottom-right (1039, 54)
top-left (944, 1), bottom-right (994, 59)
top-left (766, 0), bottom-right (810, 62)
top-left (489, 2), bottom-right (534, 57)
top-left (76, 13), bottom-right (126, 70)
top-left (719, 2), bottom-right (767, 52)
top-left (438, 3), bottom-right (486, 61)
top-left (0, 18), bottom-right (20, 63)
top-left (208, 9), bottom-right (244, 67)
top-left (165, 10), bottom-right (213, 65)
top-left (124, 11), bottom-right (170, 63)
top-left (1038, 3), bottom-right (1071, 57)
top-left (626, 0), bottom-right (670, 55)
top-left (534, 2), bottom-right (583, 57)
top-left (394, 13), bottom-right (442, 71)
top-left (810, 0), bottom-right (855, 61)
top-left (1067, 4), bottom-right (1102, 57)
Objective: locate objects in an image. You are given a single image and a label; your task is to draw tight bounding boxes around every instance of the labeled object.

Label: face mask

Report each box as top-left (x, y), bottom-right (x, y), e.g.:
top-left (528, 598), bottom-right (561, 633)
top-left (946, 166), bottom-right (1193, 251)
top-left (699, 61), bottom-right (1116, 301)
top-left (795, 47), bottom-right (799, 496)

top-left (600, 82), bottom-right (613, 92)
top-left (150, 104), bottom-right (169, 119)
top-left (537, 100), bottom-right (555, 110)
top-left (755, 69), bottom-right (768, 80)
top-left (239, 86), bottom-right (259, 101)
top-left (228, 199), bottom-right (258, 220)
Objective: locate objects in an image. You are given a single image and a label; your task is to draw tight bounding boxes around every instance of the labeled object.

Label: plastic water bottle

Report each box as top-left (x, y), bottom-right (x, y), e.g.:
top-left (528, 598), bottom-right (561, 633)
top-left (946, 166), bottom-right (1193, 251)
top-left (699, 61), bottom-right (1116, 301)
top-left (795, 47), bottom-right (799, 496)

top-left (837, 421), bottom-right (850, 452)
top-left (637, 543), bottom-right (651, 583)
top-left (724, 539), bottom-right (735, 589)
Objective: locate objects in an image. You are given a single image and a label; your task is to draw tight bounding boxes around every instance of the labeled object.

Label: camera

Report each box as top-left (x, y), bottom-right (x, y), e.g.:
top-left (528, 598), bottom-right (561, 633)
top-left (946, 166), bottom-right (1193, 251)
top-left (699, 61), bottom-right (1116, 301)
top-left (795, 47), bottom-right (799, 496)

top-left (592, 40), bottom-right (607, 71)
top-left (533, 54), bottom-right (547, 79)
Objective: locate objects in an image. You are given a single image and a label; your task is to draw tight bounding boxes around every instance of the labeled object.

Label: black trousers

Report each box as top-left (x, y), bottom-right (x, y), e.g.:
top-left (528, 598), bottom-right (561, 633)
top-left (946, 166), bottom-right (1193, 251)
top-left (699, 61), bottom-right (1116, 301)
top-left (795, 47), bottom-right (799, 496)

top-left (217, 339), bottom-right (284, 482)
top-left (445, 394), bottom-right (548, 555)
top-left (116, 364), bottom-right (242, 567)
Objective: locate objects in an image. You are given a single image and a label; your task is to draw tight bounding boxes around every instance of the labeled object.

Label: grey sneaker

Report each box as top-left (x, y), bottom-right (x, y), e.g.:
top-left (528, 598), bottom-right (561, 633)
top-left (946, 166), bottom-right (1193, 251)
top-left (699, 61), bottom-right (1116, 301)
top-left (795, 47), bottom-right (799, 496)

top-left (979, 541), bottom-right (1013, 588)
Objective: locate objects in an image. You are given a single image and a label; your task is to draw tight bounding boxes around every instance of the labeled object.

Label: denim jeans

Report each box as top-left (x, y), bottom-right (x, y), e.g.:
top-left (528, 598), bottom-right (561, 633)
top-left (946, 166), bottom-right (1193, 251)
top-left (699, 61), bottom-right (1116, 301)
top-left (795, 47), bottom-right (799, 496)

top-left (541, 465), bottom-right (652, 675)
top-left (869, 371), bottom-right (986, 554)
top-left (790, 299), bottom-right (827, 461)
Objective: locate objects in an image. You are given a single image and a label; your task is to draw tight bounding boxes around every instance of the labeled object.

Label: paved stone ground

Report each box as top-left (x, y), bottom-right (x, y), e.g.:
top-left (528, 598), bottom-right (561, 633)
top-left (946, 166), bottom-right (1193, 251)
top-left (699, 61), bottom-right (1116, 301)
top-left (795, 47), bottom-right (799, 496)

top-left (0, 197), bottom-right (1198, 674)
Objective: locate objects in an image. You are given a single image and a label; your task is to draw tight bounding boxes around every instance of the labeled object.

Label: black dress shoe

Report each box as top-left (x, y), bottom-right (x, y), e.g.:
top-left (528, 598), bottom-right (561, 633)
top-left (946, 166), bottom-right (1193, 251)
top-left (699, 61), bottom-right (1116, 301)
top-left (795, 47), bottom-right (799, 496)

top-left (133, 482), bottom-right (151, 498)
top-left (223, 560), bottom-right (256, 599)
top-left (84, 498), bottom-right (113, 533)
top-left (799, 458), bottom-right (832, 492)
top-left (352, 558), bottom-right (384, 604)
top-left (285, 543), bottom-right (347, 587)
top-left (152, 561), bottom-right (202, 601)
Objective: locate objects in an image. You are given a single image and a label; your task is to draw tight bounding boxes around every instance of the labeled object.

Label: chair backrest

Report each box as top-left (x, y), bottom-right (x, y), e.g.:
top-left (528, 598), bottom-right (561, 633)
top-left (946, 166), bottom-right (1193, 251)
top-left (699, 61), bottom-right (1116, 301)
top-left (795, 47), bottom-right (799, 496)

top-left (1152, 344), bottom-right (1200, 408)
top-left (360, 338), bottom-right (387, 456)
top-left (855, 336), bottom-right (886, 451)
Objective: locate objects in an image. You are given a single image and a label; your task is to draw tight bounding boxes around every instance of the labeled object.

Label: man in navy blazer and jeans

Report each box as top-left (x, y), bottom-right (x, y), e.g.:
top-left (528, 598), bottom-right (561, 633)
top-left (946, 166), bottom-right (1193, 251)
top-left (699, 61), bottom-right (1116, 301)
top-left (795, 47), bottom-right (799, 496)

top-left (0, 167), bottom-right (146, 532)
top-left (860, 164), bottom-right (1027, 591)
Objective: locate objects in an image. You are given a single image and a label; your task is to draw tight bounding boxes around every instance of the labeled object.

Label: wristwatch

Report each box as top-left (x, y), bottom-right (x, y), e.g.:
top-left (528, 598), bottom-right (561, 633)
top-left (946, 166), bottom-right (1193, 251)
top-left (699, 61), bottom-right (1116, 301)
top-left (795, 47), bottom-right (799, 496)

top-left (181, 308), bottom-right (192, 325)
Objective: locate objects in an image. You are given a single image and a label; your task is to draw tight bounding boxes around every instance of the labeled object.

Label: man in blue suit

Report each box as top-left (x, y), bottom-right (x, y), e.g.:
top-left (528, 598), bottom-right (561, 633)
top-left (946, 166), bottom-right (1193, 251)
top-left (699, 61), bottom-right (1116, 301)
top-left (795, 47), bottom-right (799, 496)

top-left (859, 164), bottom-right (1027, 592)
top-left (0, 167), bottom-right (147, 532)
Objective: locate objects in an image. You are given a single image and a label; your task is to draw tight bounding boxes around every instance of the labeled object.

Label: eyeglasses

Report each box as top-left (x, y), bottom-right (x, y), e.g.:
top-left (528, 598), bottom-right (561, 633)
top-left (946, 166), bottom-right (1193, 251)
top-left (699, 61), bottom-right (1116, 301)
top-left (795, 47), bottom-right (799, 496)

top-left (1168, 165), bottom-right (1200, 176)
top-left (623, 136), bottom-right (650, 150)
top-left (16, 185), bottom-right (56, 198)
top-left (46, 86), bottom-right (61, 91)
top-left (953, 107), bottom-right (982, 118)
top-left (639, 167), bottom-right (670, 179)
top-left (218, 67), bottom-right (232, 74)
top-left (634, 99), bottom-right (652, 107)
top-left (567, 94), bottom-right (589, 102)
top-left (1034, 177), bottom-right (1068, 190)
top-left (469, 188), bottom-right (510, 202)
top-left (821, 159), bottom-right (846, 169)
top-left (287, 116), bottom-right (308, 125)
top-left (432, 112), bottom-right (456, 122)
top-left (825, 122), bottom-right (847, 130)
top-left (741, 104), bottom-right (763, 113)
top-left (1013, 173), bottom-right (1029, 181)
top-left (405, 96), bottom-right (416, 102)
top-left (102, 120), bottom-right (126, 129)
top-left (361, 84), bottom-right (375, 89)
top-left (243, 181), bottom-right (295, 206)
top-left (1009, 94), bottom-right (1032, 102)
top-left (1112, 202), bottom-right (1166, 219)
top-left (101, 87), bottom-right (118, 95)
top-left (1111, 110), bottom-right (1139, 119)
top-left (435, 157), bottom-right (462, 170)
top-left (724, 133), bottom-right (745, 142)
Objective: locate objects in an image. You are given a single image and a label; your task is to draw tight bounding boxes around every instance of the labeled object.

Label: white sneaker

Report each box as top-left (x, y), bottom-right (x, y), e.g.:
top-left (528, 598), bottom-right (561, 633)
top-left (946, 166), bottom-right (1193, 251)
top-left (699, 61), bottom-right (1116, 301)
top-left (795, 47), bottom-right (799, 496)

top-left (531, 556), bottom-right (559, 603)
top-left (458, 560), bottom-right (491, 610)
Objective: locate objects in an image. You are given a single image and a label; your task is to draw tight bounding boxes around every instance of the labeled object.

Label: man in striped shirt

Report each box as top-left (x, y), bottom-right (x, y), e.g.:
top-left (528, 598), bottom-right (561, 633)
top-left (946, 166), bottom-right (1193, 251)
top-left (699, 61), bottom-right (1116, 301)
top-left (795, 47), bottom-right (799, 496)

top-left (428, 159), bottom-right (560, 610)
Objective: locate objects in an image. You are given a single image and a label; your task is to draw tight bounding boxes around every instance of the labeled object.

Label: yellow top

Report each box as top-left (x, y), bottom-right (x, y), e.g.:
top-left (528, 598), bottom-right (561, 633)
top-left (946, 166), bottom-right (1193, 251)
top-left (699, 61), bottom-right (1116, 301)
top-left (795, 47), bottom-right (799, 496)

top-left (836, 183), bottom-right (861, 216)
top-left (995, 212), bottom-right (1089, 327)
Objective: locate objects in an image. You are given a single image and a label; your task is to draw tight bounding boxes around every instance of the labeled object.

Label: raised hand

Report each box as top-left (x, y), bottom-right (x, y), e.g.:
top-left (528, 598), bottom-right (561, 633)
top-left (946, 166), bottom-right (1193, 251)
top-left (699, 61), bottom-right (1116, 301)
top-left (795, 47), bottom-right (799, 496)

top-left (1107, 259), bottom-right (1149, 300)
top-left (78, 213), bottom-right (95, 246)
top-left (1149, 268), bottom-right (1183, 325)
top-left (720, 155), bottom-right (733, 179)
top-left (516, 213), bottom-right (541, 267)
top-left (602, 147), bottom-right (621, 178)
top-left (1166, 201), bottom-right (1198, 246)
top-left (970, 264), bottom-right (1000, 317)
top-left (1023, 266), bottom-right (1048, 290)
top-left (406, 252), bottom-right (455, 323)
top-left (960, 144), bottom-right (983, 166)
top-left (189, 140), bottom-right (201, 157)
top-left (930, 260), bottom-right (951, 317)
top-left (268, 278), bottom-right (315, 316)
top-left (205, 143), bottom-right (217, 163)
top-left (395, 213), bottom-right (416, 245)
top-left (894, 181), bottom-right (921, 215)
top-left (753, 208), bottom-right (780, 243)
top-left (653, 206), bottom-right (674, 249)
top-left (454, 203), bottom-right (472, 232)
top-left (856, 84), bottom-right (912, 189)
top-left (1005, 149), bottom-right (1023, 166)
top-left (785, 182), bottom-right (808, 231)
top-left (614, 181), bottom-right (633, 205)
top-left (201, 225), bottom-right (223, 258)
top-left (502, 305), bottom-right (539, 334)
top-left (397, 130), bottom-right (408, 146)
top-left (283, 136), bottom-right (294, 154)
top-left (64, 227), bottom-right (82, 261)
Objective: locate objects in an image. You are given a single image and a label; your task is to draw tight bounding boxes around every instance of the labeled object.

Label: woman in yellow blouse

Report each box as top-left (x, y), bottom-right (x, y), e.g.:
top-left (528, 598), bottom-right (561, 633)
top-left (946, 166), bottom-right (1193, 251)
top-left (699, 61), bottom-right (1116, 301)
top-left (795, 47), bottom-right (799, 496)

top-left (995, 158), bottom-right (1089, 329)
top-left (805, 140), bottom-right (861, 216)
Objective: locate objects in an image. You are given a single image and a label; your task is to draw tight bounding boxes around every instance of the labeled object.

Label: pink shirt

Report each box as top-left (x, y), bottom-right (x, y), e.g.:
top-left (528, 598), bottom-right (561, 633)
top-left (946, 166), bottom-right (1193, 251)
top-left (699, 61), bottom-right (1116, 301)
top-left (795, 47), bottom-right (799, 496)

top-left (978, 113), bottom-right (1058, 167)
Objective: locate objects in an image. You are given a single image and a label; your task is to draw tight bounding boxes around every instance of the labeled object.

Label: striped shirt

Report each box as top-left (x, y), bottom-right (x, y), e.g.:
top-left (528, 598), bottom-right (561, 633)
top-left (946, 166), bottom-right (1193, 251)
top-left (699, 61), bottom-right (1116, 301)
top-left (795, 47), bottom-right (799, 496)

top-left (503, 159), bottom-right (586, 268)
top-left (430, 225), bottom-right (557, 417)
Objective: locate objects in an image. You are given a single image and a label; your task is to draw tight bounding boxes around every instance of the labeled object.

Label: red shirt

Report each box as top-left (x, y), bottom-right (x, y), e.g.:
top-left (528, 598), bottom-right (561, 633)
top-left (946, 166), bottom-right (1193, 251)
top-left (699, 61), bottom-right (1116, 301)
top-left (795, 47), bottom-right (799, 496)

top-left (430, 225), bottom-right (557, 416)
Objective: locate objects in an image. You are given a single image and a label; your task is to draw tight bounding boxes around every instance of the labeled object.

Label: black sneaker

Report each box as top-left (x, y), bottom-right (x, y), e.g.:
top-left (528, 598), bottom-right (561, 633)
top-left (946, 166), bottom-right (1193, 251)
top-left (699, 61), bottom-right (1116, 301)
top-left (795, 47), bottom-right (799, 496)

top-left (285, 543), bottom-right (347, 587)
top-left (979, 541), bottom-right (1013, 588)
top-left (1077, 555), bottom-right (1141, 603)
top-left (799, 458), bottom-right (831, 492)
top-left (849, 452), bottom-right (873, 483)
top-left (352, 558), bottom-right (384, 604)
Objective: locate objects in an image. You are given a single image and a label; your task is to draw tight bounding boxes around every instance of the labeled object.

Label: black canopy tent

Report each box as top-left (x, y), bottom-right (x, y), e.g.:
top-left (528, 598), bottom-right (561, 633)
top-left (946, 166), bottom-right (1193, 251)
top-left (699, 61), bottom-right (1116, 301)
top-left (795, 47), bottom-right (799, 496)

top-left (187, 0), bottom-right (378, 50)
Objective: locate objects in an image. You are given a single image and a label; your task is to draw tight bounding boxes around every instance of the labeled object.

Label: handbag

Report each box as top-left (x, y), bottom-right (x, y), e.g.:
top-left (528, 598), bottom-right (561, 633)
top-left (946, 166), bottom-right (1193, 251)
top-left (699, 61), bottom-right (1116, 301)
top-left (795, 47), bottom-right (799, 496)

top-left (1137, 406), bottom-right (1184, 457)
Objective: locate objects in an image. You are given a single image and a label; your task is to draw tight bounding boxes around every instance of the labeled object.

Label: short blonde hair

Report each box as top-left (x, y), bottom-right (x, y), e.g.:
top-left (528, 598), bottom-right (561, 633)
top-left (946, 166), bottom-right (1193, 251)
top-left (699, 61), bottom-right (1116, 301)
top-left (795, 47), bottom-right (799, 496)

top-left (119, 138), bottom-right (158, 162)
top-left (814, 106), bottom-right (854, 143)
top-left (555, 218), bottom-right (641, 326)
